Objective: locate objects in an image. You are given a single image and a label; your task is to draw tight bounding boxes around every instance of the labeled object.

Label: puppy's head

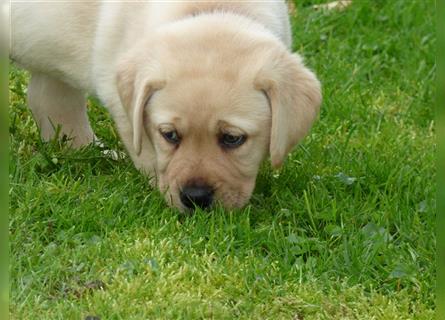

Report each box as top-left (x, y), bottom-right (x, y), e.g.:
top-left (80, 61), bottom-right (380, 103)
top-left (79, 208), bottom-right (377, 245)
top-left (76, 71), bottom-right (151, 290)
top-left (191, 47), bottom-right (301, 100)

top-left (116, 16), bottom-right (321, 210)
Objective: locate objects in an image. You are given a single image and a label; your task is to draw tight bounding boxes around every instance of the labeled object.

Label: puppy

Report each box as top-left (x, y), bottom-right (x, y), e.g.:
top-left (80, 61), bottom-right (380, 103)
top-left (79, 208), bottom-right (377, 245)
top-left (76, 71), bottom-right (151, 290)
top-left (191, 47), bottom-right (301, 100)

top-left (10, 1), bottom-right (321, 210)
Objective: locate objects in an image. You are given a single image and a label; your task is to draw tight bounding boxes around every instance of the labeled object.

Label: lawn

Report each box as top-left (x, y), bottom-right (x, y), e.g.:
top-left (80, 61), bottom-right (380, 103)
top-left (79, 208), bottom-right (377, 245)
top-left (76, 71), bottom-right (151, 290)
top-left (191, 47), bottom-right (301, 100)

top-left (9, 0), bottom-right (436, 319)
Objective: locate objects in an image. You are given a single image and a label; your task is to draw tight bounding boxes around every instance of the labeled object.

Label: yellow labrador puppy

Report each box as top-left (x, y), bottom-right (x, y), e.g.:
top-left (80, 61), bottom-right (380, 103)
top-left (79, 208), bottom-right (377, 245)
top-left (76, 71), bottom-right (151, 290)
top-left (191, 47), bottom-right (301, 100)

top-left (10, 1), bottom-right (321, 210)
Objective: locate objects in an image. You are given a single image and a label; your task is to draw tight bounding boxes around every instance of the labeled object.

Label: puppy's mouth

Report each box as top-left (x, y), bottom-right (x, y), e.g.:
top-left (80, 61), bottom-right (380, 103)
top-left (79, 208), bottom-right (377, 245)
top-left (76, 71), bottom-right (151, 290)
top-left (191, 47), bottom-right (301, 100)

top-left (162, 177), bottom-right (254, 211)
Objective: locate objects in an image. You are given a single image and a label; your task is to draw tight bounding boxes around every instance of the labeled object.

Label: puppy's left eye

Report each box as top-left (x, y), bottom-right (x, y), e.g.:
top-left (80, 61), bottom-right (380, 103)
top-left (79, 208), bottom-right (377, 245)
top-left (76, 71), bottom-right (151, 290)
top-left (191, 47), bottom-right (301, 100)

top-left (220, 133), bottom-right (246, 148)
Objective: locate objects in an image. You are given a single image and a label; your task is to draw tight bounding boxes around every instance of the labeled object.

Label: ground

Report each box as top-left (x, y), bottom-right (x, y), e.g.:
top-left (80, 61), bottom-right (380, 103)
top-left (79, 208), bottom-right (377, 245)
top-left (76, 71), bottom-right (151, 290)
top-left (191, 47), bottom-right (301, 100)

top-left (9, 0), bottom-right (435, 319)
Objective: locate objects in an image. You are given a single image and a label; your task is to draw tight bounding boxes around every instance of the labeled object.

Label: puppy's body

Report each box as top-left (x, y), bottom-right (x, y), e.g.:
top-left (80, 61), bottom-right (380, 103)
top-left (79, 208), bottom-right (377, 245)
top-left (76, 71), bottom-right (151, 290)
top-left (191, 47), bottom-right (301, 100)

top-left (11, 1), bottom-right (321, 210)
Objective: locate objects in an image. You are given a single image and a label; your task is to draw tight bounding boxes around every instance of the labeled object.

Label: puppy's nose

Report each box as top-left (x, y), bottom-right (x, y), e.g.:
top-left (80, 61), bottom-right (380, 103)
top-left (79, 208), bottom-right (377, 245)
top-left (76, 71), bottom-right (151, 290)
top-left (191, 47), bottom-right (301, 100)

top-left (180, 184), bottom-right (214, 209)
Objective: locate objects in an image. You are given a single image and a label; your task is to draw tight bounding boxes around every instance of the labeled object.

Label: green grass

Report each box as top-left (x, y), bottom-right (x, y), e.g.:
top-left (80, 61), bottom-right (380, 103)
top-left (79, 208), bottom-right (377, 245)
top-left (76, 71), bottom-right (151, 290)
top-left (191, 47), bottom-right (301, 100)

top-left (9, 0), bottom-right (436, 318)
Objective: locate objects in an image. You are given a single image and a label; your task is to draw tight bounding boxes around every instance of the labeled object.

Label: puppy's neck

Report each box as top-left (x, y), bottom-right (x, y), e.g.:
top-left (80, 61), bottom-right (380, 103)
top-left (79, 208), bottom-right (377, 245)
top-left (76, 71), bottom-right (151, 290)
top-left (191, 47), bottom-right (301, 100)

top-left (150, 2), bottom-right (291, 47)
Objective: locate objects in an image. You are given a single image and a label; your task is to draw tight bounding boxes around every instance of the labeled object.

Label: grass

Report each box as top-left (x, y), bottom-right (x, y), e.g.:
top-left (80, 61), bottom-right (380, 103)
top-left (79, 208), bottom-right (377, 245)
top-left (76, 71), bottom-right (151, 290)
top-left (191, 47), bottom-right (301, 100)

top-left (9, 0), bottom-right (436, 319)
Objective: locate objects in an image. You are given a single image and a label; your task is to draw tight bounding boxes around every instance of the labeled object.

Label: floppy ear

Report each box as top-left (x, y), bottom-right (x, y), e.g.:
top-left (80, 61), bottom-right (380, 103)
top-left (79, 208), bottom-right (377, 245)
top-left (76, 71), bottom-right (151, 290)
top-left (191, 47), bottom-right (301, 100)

top-left (116, 63), bottom-right (164, 155)
top-left (255, 51), bottom-right (322, 168)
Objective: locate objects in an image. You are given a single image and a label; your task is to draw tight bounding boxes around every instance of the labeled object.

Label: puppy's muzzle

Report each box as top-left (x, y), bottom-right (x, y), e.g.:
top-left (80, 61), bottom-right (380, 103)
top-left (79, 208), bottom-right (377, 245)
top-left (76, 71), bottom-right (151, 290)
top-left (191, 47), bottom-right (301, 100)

top-left (180, 183), bottom-right (214, 210)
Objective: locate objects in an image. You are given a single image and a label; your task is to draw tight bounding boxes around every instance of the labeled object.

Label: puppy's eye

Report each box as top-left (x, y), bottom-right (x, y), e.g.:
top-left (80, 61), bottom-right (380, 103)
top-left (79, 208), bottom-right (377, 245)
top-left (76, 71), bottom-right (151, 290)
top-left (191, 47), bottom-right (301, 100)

top-left (220, 133), bottom-right (246, 148)
top-left (160, 130), bottom-right (181, 145)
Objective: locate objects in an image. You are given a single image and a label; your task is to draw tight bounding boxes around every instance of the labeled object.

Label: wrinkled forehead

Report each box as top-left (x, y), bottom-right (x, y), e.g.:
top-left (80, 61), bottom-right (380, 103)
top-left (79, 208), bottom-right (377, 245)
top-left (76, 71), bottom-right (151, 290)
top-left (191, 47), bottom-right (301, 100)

top-left (148, 78), bottom-right (271, 134)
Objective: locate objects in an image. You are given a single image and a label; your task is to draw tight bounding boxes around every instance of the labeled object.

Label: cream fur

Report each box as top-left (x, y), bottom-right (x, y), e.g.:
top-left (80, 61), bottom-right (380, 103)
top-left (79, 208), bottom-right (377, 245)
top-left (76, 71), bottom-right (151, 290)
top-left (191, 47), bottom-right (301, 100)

top-left (10, 1), bottom-right (321, 209)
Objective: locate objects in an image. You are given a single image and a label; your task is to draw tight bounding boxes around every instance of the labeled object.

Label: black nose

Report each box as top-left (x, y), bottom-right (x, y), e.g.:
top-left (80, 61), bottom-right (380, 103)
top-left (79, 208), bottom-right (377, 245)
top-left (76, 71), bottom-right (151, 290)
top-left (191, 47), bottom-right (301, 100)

top-left (180, 184), bottom-right (214, 209)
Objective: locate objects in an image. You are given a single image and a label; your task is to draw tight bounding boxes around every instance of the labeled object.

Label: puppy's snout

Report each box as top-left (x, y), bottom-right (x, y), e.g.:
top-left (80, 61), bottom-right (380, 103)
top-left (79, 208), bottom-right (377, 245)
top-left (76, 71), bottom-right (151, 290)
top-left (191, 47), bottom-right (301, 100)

top-left (180, 183), bottom-right (214, 209)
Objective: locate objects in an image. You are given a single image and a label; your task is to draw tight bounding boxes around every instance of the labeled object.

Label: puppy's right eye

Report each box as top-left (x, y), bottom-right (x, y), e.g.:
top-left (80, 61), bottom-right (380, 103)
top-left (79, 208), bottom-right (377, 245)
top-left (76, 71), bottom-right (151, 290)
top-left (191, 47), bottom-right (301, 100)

top-left (160, 130), bottom-right (181, 145)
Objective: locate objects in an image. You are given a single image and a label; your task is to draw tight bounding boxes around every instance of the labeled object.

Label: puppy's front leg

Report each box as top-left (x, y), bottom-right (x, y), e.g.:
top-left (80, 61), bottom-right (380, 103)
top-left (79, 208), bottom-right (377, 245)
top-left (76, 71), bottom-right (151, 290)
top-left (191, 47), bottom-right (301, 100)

top-left (27, 73), bottom-right (95, 147)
